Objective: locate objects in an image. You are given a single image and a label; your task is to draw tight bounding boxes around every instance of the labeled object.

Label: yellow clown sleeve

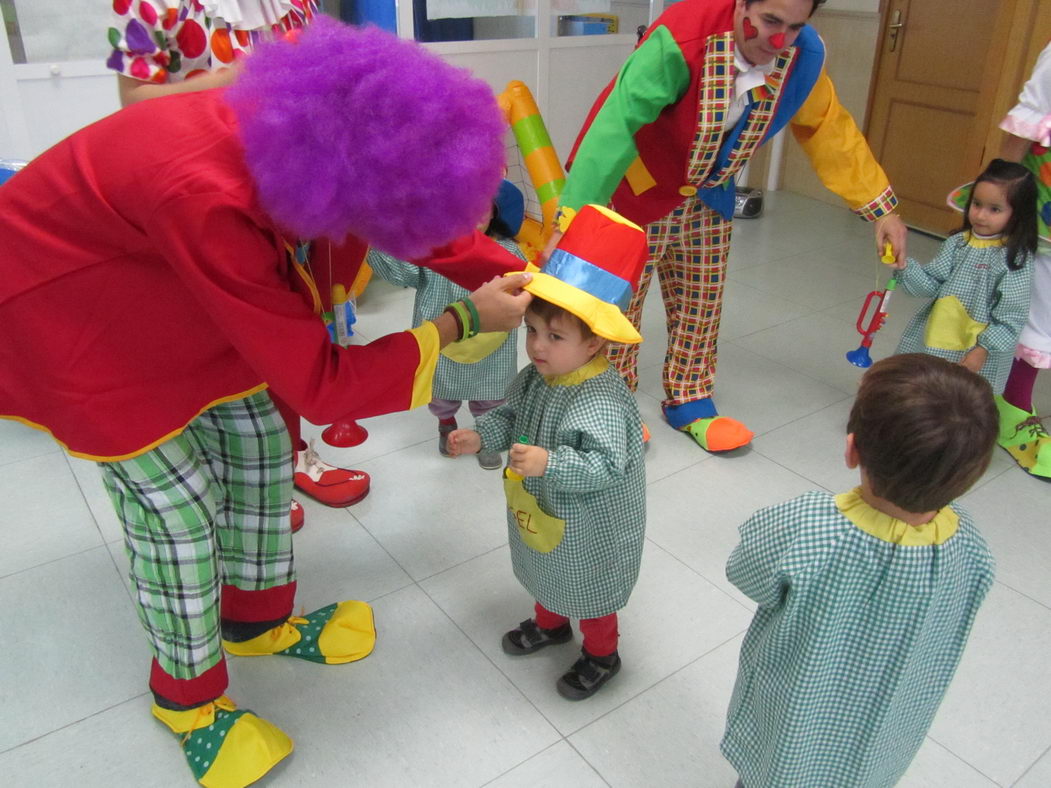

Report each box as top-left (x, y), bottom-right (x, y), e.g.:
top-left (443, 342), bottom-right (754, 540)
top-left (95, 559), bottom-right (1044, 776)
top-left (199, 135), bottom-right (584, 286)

top-left (790, 69), bottom-right (898, 221)
top-left (407, 322), bottom-right (441, 410)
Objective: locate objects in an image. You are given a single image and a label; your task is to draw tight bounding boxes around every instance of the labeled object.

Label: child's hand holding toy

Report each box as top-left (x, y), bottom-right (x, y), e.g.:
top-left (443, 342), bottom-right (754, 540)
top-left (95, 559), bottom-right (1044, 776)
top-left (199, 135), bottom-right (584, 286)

top-left (446, 429), bottom-right (481, 457)
top-left (508, 443), bottom-right (548, 477)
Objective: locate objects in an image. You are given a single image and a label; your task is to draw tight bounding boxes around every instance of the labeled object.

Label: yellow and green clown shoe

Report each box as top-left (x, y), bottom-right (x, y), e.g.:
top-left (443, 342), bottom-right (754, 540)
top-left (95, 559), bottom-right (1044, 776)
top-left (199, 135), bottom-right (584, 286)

top-left (994, 395), bottom-right (1051, 479)
top-left (223, 601), bottom-right (376, 664)
top-left (153, 695), bottom-right (292, 788)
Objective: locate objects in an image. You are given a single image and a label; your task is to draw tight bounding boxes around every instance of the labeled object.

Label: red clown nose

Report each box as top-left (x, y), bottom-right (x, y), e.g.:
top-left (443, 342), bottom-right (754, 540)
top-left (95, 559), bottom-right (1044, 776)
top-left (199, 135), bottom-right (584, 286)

top-left (769, 31), bottom-right (786, 49)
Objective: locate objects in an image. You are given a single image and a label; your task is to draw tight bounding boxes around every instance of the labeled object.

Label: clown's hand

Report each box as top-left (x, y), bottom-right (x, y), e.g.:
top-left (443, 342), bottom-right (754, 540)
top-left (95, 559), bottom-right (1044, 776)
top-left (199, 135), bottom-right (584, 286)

top-left (469, 273), bottom-right (533, 332)
top-left (875, 213), bottom-right (907, 268)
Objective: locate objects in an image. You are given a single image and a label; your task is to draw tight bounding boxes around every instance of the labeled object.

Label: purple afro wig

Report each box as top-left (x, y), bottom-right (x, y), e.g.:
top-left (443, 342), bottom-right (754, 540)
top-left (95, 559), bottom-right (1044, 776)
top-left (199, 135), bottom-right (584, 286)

top-left (225, 17), bottom-right (506, 259)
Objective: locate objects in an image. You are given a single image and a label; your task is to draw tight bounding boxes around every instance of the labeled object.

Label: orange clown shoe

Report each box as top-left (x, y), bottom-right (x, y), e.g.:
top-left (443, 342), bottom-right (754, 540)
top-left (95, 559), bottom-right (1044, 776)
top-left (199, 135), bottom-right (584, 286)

top-left (517, 204), bottom-right (648, 344)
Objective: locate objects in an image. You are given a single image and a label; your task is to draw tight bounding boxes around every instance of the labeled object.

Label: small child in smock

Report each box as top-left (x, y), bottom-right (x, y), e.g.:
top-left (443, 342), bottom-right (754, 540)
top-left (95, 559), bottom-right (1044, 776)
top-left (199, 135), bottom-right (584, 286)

top-left (896, 159), bottom-right (1037, 392)
top-left (447, 205), bottom-right (648, 700)
top-left (366, 180), bottom-right (527, 468)
top-left (721, 354), bottom-right (997, 788)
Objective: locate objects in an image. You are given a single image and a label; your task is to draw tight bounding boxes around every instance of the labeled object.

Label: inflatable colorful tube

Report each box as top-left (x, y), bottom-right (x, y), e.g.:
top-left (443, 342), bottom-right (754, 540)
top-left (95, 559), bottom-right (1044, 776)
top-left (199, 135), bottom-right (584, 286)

top-left (498, 81), bottom-right (566, 259)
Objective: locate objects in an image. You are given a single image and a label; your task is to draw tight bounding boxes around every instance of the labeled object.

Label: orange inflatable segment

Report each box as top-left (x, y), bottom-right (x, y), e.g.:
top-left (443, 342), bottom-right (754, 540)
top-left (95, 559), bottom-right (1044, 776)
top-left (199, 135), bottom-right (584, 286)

top-left (498, 80), bottom-right (566, 246)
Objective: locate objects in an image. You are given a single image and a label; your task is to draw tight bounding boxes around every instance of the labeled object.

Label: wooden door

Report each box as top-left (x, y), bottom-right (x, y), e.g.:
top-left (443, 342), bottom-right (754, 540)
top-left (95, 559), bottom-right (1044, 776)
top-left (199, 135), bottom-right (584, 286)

top-left (865, 0), bottom-right (1011, 234)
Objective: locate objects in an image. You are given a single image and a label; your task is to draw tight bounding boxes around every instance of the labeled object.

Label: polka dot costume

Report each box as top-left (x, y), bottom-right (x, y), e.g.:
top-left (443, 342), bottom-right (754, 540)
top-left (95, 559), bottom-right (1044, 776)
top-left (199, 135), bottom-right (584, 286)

top-left (106, 0), bottom-right (317, 84)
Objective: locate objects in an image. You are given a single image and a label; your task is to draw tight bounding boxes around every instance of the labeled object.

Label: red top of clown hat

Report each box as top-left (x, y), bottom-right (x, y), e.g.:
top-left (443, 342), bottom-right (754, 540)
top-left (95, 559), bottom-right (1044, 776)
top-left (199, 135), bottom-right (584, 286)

top-left (522, 205), bottom-right (647, 343)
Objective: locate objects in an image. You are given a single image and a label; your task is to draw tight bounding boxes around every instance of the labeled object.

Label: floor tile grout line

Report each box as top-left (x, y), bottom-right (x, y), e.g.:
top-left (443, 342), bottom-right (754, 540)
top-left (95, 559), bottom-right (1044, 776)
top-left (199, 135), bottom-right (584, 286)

top-left (411, 575), bottom-right (568, 755)
top-left (0, 539), bottom-right (113, 583)
top-left (0, 690), bottom-right (151, 757)
top-left (1009, 740), bottom-right (1051, 787)
top-left (61, 452), bottom-right (112, 551)
top-left (641, 537), bottom-right (755, 616)
top-left (922, 731), bottom-right (1010, 787)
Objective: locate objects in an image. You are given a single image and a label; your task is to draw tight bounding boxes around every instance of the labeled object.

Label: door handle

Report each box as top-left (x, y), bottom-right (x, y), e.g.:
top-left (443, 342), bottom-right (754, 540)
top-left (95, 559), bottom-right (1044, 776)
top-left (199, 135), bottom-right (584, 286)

top-left (887, 9), bottom-right (904, 52)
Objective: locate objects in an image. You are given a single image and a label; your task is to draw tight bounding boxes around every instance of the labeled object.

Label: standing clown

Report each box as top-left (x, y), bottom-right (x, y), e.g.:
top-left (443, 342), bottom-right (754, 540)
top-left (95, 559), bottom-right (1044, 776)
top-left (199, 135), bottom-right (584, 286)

top-left (0, 19), bottom-right (531, 788)
top-left (559, 0), bottom-right (907, 451)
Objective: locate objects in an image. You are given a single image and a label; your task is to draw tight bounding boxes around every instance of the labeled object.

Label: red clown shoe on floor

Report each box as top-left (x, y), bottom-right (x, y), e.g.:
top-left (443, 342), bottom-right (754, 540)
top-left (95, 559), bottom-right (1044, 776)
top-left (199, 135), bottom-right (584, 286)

top-left (293, 439), bottom-right (370, 507)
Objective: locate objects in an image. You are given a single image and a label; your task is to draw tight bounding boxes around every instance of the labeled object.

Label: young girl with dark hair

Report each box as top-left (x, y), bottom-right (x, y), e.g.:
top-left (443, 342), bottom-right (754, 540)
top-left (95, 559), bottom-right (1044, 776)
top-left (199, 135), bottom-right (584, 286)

top-left (895, 159), bottom-right (1037, 393)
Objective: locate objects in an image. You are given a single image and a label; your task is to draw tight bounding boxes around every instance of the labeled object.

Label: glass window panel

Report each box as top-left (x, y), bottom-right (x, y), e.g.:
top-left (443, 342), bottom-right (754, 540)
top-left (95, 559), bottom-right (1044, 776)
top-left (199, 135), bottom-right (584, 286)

top-left (2, 0), bottom-right (111, 64)
top-left (551, 0), bottom-right (649, 38)
top-left (412, 0), bottom-right (535, 42)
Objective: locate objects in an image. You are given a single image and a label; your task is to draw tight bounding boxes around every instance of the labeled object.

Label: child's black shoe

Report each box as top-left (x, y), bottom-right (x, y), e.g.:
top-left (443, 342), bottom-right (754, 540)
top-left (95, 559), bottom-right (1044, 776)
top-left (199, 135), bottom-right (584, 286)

top-left (556, 649), bottom-right (620, 700)
top-left (501, 618), bottom-right (573, 655)
top-left (438, 418), bottom-right (457, 457)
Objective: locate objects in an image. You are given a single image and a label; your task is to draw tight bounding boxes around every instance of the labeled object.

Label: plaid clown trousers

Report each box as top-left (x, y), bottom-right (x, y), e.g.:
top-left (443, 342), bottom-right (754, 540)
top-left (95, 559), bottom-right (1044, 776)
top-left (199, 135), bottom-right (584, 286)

top-left (607, 199), bottom-right (732, 409)
top-left (99, 390), bottom-right (297, 706)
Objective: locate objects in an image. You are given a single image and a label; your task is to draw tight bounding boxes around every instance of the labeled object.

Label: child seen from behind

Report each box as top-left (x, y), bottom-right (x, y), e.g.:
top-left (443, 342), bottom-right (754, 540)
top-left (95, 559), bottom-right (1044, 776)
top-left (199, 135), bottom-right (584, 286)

top-left (722, 353), bottom-right (997, 788)
top-left (447, 204), bottom-right (648, 700)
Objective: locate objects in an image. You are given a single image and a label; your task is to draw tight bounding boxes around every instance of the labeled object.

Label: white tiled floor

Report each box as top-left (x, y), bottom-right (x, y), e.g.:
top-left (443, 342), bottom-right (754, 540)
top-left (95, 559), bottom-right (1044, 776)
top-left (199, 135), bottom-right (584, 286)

top-left (2, 191), bottom-right (1050, 787)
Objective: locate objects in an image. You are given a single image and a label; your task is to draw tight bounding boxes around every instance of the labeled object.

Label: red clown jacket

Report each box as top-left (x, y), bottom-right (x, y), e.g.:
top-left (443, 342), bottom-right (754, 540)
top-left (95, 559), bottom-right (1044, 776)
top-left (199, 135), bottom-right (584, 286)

top-left (0, 90), bottom-right (520, 461)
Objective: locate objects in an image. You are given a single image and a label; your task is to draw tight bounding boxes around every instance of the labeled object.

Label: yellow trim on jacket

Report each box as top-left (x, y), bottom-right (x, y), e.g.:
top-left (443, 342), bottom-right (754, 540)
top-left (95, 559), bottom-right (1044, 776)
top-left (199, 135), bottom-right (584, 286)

top-left (409, 322), bottom-right (441, 409)
top-left (1, 383), bottom-right (271, 462)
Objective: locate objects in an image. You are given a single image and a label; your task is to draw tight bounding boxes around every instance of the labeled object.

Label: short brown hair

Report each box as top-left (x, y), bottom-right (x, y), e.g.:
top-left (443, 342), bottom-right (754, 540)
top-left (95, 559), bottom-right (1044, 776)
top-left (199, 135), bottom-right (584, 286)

top-left (847, 354), bottom-right (997, 512)
top-left (526, 297), bottom-right (596, 340)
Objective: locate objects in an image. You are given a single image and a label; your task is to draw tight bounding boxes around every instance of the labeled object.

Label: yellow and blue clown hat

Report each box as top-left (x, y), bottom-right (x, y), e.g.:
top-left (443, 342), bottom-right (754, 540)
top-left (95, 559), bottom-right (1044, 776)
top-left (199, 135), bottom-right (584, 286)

top-left (524, 205), bottom-right (648, 344)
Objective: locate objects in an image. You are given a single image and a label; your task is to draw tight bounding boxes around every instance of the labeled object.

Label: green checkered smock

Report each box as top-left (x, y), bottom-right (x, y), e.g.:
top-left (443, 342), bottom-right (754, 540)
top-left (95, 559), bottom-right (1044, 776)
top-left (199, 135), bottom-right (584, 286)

top-left (721, 490), bottom-right (995, 788)
top-left (896, 232), bottom-right (1032, 393)
top-left (366, 238), bottom-right (524, 401)
top-left (476, 356), bottom-right (646, 619)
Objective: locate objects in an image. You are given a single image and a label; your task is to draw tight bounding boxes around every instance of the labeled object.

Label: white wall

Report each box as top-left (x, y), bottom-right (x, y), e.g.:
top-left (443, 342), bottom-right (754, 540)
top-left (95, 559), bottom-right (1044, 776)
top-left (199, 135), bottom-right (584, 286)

top-left (1, 1), bottom-right (648, 163)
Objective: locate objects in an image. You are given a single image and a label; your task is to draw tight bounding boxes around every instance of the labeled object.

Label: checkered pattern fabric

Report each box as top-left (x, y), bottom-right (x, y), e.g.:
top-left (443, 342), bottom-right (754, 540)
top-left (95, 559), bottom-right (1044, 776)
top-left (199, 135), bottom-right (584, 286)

top-left (100, 391), bottom-right (294, 680)
top-left (366, 239), bottom-right (524, 402)
top-left (607, 200), bottom-right (731, 407)
top-left (607, 37), bottom-right (793, 409)
top-left (685, 33), bottom-right (735, 185)
top-left (853, 184), bottom-right (899, 221)
top-left (476, 361), bottom-right (646, 619)
top-left (708, 47), bottom-right (796, 187)
top-left (897, 233), bottom-right (1033, 393)
top-left (686, 36), bottom-right (796, 188)
top-left (721, 490), bottom-right (994, 788)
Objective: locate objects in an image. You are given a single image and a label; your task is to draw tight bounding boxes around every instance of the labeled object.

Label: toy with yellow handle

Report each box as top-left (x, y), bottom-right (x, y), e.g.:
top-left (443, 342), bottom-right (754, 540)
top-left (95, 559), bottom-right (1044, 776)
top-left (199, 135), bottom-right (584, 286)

top-left (497, 81), bottom-right (566, 261)
top-left (504, 434), bottom-right (530, 481)
top-left (846, 242), bottom-right (898, 368)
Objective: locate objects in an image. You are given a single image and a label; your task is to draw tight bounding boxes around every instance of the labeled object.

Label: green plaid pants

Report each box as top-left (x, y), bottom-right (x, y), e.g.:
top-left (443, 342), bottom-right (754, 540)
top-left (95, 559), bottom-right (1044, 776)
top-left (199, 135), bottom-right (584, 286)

top-left (100, 391), bottom-right (294, 681)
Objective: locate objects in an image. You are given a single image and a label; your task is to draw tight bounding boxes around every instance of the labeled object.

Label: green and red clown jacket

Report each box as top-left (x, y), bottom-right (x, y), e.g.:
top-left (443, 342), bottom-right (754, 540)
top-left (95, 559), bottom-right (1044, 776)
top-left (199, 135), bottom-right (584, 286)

top-left (563, 0), bottom-right (896, 227)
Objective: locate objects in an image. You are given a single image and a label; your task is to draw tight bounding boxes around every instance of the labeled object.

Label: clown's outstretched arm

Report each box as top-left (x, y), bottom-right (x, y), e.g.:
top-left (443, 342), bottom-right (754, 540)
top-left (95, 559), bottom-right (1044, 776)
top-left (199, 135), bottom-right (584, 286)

top-left (791, 69), bottom-right (906, 262)
top-left (151, 195), bottom-right (530, 425)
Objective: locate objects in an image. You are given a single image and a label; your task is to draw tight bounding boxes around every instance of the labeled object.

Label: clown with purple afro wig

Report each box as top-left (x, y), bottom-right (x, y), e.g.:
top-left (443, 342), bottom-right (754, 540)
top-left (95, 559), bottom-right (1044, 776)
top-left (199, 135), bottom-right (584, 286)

top-left (226, 17), bottom-right (506, 258)
top-left (0, 15), bottom-right (536, 788)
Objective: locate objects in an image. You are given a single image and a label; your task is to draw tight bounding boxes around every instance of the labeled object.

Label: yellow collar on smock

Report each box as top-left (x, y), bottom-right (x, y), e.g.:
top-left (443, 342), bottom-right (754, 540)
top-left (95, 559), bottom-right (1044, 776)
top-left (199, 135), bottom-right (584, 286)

top-left (542, 355), bottom-right (609, 387)
top-left (964, 231), bottom-right (1005, 249)
top-left (835, 488), bottom-right (958, 546)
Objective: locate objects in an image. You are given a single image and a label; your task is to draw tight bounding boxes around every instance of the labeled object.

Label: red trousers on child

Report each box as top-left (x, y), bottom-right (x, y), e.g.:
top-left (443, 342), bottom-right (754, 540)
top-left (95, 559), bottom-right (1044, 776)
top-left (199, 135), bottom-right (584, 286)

top-left (534, 602), bottom-right (618, 657)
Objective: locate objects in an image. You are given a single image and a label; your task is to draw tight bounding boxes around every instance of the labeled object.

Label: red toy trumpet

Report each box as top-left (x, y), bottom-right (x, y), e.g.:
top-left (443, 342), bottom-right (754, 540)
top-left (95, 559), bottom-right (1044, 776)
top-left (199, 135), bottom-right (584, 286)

top-left (846, 243), bottom-right (898, 368)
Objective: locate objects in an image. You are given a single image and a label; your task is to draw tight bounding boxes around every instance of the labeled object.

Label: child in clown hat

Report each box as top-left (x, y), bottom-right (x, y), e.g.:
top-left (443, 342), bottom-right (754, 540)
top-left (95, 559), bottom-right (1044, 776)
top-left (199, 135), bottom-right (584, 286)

top-left (447, 204), bottom-right (648, 700)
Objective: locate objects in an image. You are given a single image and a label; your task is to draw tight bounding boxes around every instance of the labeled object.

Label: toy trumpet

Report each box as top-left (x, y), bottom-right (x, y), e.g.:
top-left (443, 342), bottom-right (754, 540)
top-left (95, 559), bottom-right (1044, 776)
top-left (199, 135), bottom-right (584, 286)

top-left (846, 243), bottom-right (898, 368)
